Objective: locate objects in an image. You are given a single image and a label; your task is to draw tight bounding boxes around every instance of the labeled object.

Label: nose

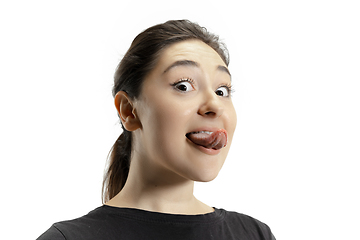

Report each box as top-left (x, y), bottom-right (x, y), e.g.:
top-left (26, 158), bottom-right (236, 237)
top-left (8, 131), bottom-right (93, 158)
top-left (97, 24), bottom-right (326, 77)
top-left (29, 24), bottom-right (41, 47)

top-left (198, 91), bottom-right (224, 118)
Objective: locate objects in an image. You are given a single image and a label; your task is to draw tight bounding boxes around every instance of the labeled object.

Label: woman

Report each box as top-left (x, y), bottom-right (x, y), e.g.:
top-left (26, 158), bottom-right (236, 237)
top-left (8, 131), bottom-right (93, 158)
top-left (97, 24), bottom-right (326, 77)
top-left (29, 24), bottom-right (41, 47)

top-left (38, 19), bottom-right (275, 240)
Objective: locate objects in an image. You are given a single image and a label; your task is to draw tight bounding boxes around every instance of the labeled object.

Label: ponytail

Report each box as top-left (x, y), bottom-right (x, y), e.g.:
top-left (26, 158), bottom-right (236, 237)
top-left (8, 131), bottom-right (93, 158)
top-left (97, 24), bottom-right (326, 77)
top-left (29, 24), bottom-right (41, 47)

top-left (102, 128), bottom-right (132, 203)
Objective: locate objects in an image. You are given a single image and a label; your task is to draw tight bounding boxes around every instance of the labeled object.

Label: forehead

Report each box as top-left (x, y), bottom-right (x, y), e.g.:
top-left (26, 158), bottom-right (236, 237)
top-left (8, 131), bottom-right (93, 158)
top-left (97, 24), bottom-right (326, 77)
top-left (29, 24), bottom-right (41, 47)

top-left (154, 40), bottom-right (227, 73)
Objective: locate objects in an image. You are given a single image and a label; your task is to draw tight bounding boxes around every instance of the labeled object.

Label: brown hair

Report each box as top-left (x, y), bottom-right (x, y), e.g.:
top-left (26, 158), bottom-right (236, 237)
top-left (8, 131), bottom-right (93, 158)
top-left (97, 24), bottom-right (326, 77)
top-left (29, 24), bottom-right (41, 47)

top-left (102, 19), bottom-right (229, 203)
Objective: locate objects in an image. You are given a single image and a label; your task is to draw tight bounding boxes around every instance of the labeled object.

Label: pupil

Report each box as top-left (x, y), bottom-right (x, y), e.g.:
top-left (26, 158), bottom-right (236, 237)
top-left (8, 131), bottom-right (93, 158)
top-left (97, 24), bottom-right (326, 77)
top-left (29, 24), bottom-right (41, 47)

top-left (179, 85), bottom-right (187, 91)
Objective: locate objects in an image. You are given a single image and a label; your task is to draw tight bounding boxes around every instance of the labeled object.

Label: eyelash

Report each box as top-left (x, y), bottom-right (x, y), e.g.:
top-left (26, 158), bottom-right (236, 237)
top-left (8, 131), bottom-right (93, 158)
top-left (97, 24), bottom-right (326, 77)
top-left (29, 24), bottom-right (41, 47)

top-left (170, 78), bottom-right (234, 97)
top-left (217, 83), bottom-right (233, 97)
top-left (170, 78), bottom-right (195, 92)
top-left (171, 78), bottom-right (195, 85)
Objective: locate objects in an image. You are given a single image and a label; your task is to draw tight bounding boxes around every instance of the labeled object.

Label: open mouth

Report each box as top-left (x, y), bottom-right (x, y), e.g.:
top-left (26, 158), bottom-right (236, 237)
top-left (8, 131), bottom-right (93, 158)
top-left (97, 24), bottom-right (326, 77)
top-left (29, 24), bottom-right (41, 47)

top-left (185, 129), bottom-right (227, 150)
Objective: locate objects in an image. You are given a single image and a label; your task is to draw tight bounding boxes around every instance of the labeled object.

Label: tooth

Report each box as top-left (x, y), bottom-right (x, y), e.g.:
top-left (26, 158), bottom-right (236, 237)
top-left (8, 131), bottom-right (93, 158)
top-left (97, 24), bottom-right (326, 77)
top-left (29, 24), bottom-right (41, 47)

top-left (195, 131), bottom-right (213, 134)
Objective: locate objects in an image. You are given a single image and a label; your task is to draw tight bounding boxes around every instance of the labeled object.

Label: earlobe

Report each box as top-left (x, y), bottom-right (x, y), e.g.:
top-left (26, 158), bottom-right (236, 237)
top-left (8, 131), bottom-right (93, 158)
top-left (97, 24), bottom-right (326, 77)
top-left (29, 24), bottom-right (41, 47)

top-left (114, 91), bottom-right (141, 131)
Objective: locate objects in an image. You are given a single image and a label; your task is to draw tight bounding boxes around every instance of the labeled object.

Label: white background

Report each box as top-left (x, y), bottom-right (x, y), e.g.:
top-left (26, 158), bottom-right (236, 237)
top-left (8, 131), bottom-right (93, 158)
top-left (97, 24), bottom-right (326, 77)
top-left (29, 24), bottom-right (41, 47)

top-left (1, 0), bottom-right (359, 239)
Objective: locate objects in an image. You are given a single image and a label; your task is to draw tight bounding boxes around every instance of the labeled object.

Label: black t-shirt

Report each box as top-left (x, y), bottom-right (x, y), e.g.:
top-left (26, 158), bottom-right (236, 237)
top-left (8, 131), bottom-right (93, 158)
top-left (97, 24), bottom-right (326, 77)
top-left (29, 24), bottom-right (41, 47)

top-left (37, 205), bottom-right (275, 240)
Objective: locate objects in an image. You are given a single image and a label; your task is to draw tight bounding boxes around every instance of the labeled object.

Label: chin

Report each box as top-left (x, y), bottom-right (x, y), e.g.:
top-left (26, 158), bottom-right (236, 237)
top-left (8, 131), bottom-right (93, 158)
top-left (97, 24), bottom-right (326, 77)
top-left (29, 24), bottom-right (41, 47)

top-left (195, 176), bottom-right (217, 183)
top-left (190, 169), bottom-right (221, 183)
top-left (187, 157), bottom-right (227, 183)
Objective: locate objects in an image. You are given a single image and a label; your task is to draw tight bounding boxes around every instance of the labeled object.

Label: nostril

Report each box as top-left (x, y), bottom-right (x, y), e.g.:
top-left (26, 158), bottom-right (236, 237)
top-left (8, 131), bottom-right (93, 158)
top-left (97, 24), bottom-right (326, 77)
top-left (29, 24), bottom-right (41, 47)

top-left (198, 110), bottom-right (217, 118)
top-left (198, 98), bottom-right (224, 117)
top-left (205, 111), bottom-right (216, 116)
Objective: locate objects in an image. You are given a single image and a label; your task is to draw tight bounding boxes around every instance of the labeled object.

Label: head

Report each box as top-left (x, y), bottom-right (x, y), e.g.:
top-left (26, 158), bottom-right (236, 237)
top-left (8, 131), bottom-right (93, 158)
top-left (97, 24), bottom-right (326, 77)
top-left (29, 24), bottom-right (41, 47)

top-left (102, 20), bottom-right (236, 203)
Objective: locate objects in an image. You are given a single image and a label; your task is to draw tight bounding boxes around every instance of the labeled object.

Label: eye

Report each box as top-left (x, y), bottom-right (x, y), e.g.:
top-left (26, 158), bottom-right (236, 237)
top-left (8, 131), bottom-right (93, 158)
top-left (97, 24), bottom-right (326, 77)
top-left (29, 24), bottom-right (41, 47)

top-left (171, 78), bottom-right (195, 92)
top-left (215, 86), bottom-right (231, 97)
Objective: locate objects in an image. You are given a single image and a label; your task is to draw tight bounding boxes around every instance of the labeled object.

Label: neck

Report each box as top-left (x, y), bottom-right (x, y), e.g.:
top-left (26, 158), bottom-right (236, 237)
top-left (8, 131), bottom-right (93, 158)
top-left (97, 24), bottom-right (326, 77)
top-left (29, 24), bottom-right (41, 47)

top-left (105, 156), bottom-right (213, 215)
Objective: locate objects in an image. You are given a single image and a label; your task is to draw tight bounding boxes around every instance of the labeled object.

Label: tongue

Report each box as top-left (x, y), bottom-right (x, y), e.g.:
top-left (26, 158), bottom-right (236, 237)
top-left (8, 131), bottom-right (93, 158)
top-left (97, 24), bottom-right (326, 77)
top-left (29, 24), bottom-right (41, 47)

top-left (186, 129), bottom-right (228, 150)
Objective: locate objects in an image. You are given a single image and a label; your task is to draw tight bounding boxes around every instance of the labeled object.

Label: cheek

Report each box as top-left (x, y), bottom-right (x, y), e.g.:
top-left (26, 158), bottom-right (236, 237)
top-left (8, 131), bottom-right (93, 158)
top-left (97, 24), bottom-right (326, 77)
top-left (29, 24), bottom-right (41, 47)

top-left (141, 95), bottom-right (192, 146)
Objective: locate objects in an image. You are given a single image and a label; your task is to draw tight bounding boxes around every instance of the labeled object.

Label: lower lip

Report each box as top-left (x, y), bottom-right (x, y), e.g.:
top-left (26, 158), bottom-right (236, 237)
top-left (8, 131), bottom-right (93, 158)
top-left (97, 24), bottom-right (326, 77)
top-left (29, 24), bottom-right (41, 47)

top-left (186, 139), bottom-right (222, 155)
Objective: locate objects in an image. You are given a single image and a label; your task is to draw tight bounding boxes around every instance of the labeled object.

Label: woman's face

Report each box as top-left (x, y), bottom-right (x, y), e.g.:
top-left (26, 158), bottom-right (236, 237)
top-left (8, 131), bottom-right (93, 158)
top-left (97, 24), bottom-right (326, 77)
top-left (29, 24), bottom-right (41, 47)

top-left (131, 40), bottom-right (237, 182)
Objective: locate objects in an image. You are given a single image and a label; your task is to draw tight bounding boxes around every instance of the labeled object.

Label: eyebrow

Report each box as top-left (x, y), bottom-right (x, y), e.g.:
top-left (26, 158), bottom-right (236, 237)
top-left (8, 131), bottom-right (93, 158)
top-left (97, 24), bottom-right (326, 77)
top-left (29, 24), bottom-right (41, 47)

top-left (163, 60), bottom-right (199, 73)
top-left (163, 60), bottom-right (231, 77)
top-left (217, 65), bottom-right (231, 77)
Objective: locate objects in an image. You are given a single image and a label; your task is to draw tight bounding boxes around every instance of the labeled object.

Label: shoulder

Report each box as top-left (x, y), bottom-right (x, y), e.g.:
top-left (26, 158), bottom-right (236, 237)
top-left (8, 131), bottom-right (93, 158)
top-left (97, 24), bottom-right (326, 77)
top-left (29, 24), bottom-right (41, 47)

top-left (37, 206), bottom-right (112, 240)
top-left (36, 225), bottom-right (65, 240)
top-left (217, 208), bottom-right (276, 240)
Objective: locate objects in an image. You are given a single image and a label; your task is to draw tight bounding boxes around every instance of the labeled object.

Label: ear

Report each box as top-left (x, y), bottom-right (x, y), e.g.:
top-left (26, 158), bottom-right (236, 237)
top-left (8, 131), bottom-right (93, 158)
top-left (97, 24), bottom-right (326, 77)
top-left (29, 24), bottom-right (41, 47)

top-left (114, 91), bottom-right (141, 131)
